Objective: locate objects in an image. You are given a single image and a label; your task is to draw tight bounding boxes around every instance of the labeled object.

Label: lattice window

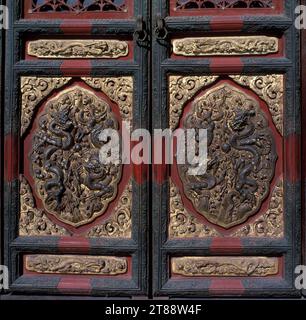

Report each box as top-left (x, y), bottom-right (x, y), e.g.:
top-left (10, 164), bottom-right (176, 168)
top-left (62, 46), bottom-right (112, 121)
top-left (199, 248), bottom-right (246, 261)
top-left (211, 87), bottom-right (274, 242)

top-left (31, 0), bottom-right (127, 13)
top-left (175, 0), bottom-right (274, 10)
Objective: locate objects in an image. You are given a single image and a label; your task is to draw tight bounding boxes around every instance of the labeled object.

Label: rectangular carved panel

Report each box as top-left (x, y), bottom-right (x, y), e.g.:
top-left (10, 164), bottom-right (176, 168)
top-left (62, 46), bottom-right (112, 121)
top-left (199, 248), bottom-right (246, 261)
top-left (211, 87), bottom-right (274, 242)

top-left (26, 255), bottom-right (128, 275)
top-left (27, 40), bottom-right (129, 59)
top-left (172, 36), bottom-right (279, 57)
top-left (172, 257), bottom-right (279, 277)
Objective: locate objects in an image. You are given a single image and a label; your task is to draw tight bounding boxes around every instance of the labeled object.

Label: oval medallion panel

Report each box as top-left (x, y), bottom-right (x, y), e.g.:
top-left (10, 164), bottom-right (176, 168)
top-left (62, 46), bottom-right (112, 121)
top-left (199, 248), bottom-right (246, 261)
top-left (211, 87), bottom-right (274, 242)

top-left (30, 86), bottom-right (122, 227)
top-left (178, 83), bottom-right (277, 229)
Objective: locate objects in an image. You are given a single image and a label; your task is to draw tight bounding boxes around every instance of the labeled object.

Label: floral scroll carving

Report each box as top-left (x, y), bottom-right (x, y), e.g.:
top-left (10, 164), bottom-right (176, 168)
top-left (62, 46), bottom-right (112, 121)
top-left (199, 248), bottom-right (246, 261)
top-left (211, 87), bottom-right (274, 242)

top-left (21, 77), bottom-right (72, 137)
top-left (87, 181), bottom-right (132, 238)
top-left (169, 180), bottom-right (220, 238)
top-left (19, 175), bottom-right (69, 236)
top-left (169, 76), bottom-right (219, 129)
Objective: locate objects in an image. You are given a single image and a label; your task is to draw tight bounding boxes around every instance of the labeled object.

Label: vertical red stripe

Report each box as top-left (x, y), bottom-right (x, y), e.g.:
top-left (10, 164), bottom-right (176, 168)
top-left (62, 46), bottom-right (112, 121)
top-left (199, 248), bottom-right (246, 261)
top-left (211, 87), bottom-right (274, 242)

top-left (4, 134), bottom-right (18, 182)
top-left (285, 133), bottom-right (300, 184)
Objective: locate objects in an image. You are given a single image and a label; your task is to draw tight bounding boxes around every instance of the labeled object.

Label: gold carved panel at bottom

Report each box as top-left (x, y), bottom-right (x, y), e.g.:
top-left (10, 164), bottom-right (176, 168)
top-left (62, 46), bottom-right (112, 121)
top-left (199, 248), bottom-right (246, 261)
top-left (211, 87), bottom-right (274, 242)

top-left (172, 257), bottom-right (279, 277)
top-left (25, 255), bottom-right (128, 276)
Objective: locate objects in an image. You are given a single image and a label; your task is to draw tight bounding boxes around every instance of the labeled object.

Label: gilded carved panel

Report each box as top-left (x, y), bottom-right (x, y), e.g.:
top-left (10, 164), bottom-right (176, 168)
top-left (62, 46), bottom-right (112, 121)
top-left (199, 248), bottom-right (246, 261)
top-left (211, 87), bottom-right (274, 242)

top-left (172, 257), bottom-right (279, 277)
top-left (26, 255), bottom-right (128, 275)
top-left (173, 36), bottom-right (278, 57)
top-left (20, 76), bottom-right (133, 235)
top-left (28, 40), bottom-right (129, 59)
top-left (168, 75), bottom-right (284, 235)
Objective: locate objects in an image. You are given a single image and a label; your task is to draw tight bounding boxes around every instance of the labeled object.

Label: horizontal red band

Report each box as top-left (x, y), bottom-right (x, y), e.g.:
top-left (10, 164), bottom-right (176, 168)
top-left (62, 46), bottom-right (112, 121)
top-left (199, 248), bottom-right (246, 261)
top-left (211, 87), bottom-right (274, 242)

top-left (210, 238), bottom-right (243, 254)
top-left (58, 237), bottom-right (91, 254)
top-left (209, 279), bottom-right (245, 295)
top-left (58, 277), bottom-right (92, 295)
top-left (61, 60), bottom-right (92, 76)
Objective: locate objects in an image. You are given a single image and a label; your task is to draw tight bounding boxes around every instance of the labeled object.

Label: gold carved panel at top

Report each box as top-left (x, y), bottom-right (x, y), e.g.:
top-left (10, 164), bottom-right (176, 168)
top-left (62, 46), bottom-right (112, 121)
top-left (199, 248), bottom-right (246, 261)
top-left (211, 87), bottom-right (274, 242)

top-left (27, 40), bottom-right (129, 59)
top-left (172, 36), bottom-right (279, 57)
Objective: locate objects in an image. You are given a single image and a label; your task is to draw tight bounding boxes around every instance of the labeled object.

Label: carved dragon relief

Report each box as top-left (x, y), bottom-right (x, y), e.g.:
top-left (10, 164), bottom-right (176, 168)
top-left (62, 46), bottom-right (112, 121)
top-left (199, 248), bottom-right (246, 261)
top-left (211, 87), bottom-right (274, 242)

top-left (20, 76), bottom-right (134, 234)
top-left (169, 75), bottom-right (283, 135)
top-left (26, 255), bottom-right (128, 275)
top-left (19, 174), bottom-right (132, 238)
top-left (172, 257), bottom-right (279, 277)
top-left (30, 86), bottom-right (122, 227)
top-left (169, 177), bottom-right (284, 238)
top-left (28, 40), bottom-right (129, 59)
top-left (169, 75), bottom-right (283, 232)
top-left (173, 36), bottom-right (278, 57)
top-left (230, 75), bottom-right (284, 135)
top-left (177, 83), bottom-right (277, 229)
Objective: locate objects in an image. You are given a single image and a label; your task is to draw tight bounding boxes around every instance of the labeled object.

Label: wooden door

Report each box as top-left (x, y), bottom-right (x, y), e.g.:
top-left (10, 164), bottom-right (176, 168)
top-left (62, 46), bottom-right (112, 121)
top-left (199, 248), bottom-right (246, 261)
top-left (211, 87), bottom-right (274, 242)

top-left (3, 0), bottom-right (149, 296)
top-left (152, 0), bottom-right (302, 298)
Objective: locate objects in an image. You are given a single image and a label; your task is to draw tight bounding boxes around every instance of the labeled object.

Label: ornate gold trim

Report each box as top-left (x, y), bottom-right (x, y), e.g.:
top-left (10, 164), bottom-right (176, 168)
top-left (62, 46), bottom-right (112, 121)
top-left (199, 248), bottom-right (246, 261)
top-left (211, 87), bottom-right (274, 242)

top-left (28, 40), bottom-right (129, 59)
top-left (169, 180), bottom-right (220, 238)
top-left (26, 255), bottom-right (128, 275)
top-left (87, 181), bottom-right (132, 238)
top-left (230, 75), bottom-right (284, 135)
top-left (232, 178), bottom-right (284, 238)
top-left (172, 257), bottom-right (279, 277)
top-left (82, 77), bottom-right (133, 122)
top-left (19, 175), bottom-right (69, 236)
top-left (173, 36), bottom-right (278, 57)
top-left (21, 77), bottom-right (72, 137)
top-left (169, 76), bottom-right (219, 129)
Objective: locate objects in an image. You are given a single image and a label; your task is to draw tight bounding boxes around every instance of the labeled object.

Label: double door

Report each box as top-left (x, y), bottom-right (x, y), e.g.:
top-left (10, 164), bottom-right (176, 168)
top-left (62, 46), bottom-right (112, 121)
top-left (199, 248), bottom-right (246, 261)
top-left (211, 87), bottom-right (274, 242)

top-left (1, 0), bottom-right (302, 298)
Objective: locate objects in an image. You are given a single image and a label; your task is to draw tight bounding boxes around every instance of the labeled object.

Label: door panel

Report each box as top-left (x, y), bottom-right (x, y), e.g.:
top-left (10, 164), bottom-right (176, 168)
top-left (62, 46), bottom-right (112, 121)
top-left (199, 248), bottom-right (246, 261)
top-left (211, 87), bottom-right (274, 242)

top-left (3, 0), bottom-right (149, 296)
top-left (152, 0), bottom-right (301, 297)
